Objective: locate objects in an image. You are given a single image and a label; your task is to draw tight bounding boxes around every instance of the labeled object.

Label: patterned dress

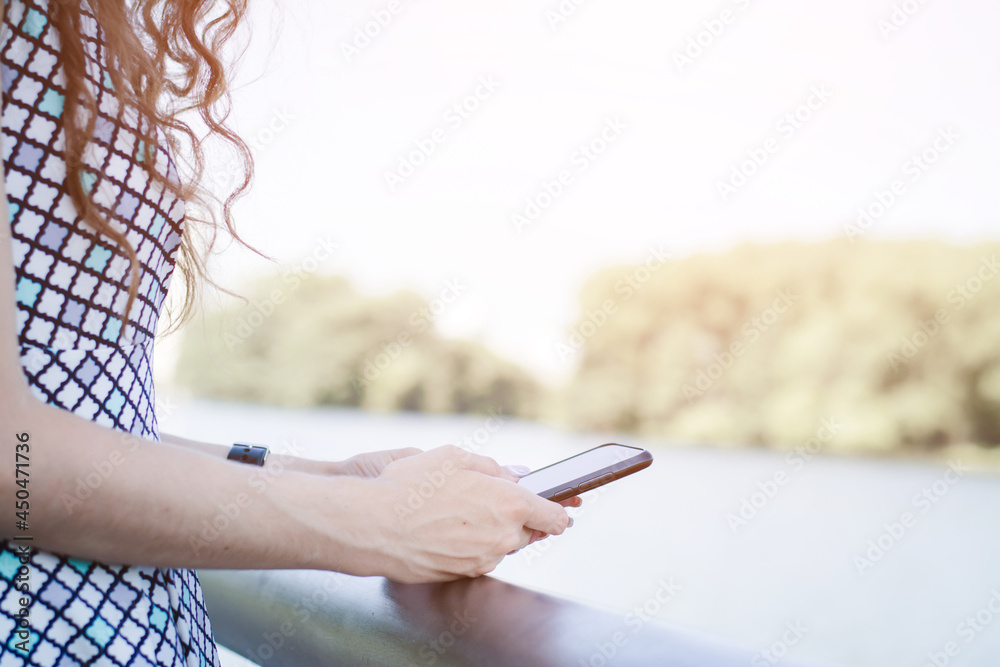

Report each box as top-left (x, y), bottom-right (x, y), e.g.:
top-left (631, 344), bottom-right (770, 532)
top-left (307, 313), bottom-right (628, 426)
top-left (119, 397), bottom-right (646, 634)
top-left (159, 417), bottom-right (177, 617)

top-left (0, 1), bottom-right (219, 664)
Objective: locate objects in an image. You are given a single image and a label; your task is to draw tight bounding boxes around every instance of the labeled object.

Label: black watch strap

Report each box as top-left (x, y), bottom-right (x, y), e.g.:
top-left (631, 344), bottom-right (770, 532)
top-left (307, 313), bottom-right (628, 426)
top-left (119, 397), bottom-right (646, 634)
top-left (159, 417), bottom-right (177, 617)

top-left (228, 443), bottom-right (269, 467)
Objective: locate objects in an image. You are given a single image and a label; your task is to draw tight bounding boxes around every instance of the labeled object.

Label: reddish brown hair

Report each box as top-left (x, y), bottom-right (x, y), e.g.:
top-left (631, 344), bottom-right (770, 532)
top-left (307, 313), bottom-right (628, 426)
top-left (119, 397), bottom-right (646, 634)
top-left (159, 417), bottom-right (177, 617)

top-left (50, 0), bottom-right (254, 331)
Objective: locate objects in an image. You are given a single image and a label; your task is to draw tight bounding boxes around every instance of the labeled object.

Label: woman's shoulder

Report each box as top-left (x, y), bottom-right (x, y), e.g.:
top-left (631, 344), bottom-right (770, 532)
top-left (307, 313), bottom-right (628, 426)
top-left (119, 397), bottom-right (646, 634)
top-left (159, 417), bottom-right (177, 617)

top-left (2, 0), bottom-right (183, 438)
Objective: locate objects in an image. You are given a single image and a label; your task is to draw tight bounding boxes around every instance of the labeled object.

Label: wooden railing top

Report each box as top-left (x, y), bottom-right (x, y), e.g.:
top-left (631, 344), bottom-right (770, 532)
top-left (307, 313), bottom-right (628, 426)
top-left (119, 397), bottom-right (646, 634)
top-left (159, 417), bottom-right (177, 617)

top-left (200, 568), bottom-right (776, 667)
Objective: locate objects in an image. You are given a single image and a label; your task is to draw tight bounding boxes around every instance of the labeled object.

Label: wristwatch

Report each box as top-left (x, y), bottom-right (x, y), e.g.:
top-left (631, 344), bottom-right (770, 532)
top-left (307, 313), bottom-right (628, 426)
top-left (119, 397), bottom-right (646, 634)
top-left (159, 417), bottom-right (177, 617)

top-left (227, 443), bottom-right (269, 467)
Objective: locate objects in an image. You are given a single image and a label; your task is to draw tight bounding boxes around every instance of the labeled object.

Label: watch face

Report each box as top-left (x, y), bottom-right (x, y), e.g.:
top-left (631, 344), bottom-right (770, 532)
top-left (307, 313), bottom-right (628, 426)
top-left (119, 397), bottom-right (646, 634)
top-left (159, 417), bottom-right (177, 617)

top-left (230, 444), bottom-right (269, 466)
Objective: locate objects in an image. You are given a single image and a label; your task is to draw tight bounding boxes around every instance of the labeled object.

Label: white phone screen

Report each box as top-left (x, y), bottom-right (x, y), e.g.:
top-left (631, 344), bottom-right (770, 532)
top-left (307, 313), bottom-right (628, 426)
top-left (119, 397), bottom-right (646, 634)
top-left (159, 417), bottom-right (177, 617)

top-left (518, 444), bottom-right (639, 495)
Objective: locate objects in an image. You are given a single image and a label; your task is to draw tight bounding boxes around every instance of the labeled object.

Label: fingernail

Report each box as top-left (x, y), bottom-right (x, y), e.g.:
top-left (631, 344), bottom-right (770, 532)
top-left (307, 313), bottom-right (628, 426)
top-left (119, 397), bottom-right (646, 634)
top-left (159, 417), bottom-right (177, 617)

top-left (504, 464), bottom-right (532, 477)
top-left (568, 518), bottom-right (574, 528)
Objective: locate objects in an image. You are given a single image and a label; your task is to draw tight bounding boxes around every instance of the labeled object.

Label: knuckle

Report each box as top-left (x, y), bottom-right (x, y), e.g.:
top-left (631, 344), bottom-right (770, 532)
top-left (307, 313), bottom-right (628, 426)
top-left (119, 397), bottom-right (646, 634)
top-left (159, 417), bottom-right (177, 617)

top-left (472, 559), bottom-right (498, 578)
top-left (441, 444), bottom-right (464, 458)
top-left (546, 509), bottom-right (569, 535)
top-left (500, 534), bottom-right (522, 554)
top-left (512, 495), bottom-right (534, 518)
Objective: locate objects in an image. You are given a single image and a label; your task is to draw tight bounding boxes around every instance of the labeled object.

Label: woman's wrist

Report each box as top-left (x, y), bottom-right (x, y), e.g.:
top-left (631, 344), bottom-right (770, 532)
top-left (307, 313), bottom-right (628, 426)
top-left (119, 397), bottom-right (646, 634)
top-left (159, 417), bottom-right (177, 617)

top-left (266, 454), bottom-right (340, 476)
top-left (269, 468), bottom-right (391, 575)
top-left (158, 434), bottom-right (344, 477)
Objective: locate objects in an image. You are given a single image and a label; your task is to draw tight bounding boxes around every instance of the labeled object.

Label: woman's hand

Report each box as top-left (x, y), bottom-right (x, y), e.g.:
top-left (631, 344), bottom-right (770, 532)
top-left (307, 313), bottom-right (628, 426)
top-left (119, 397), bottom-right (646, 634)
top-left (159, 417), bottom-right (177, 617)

top-left (322, 450), bottom-right (581, 550)
top-left (501, 465), bottom-right (582, 549)
top-left (265, 448), bottom-right (421, 478)
top-left (309, 449), bottom-right (580, 555)
top-left (329, 448), bottom-right (423, 478)
top-left (349, 445), bottom-right (572, 583)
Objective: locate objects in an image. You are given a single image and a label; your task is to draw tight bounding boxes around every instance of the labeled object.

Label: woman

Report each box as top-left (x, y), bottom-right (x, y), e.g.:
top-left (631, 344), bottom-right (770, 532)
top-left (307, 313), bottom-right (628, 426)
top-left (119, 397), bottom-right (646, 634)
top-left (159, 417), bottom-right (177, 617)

top-left (0, 1), bottom-right (576, 664)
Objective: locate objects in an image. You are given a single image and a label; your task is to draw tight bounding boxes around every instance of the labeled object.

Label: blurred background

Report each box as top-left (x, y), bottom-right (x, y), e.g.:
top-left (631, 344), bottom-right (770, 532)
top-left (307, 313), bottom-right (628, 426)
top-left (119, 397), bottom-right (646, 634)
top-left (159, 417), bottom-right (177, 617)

top-left (154, 0), bottom-right (1000, 665)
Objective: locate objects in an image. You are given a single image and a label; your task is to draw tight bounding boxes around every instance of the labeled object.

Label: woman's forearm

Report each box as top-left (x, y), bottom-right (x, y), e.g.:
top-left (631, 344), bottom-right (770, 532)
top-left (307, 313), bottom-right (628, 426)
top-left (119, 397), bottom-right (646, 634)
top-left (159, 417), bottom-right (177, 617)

top-left (157, 432), bottom-right (230, 459)
top-left (3, 388), bottom-right (572, 583)
top-left (1, 386), bottom-right (377, 573)
top-left (158, 431), bottom-right (340, 475)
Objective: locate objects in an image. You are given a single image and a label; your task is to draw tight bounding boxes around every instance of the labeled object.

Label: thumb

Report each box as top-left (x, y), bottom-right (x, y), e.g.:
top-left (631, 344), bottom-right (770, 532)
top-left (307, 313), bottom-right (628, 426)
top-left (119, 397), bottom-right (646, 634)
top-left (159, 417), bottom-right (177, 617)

top-left (503, 464), bottom-right (532, 478)
top-left (456, 450), bottom-right (520, 482)
top-left (521, 491), bottom-right (571, 536)
top-left (388, 447), bottom-right (423, 461)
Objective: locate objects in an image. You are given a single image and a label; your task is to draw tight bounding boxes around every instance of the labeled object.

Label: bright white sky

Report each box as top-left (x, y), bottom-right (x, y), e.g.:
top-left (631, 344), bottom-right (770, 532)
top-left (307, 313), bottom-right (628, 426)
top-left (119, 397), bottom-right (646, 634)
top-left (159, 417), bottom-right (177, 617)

top-left (159, 0), bottom-right (1000, 384)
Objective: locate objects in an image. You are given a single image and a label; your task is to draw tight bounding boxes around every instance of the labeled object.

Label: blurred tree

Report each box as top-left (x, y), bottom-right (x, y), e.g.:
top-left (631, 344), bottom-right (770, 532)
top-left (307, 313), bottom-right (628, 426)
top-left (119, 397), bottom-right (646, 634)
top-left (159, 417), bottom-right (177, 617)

top-left (176, 240), bottom-right (1000, 457)
top-left (560, 240), bottom-right (1000, 453)
top-left (175, 274), bottom-right (541, 418)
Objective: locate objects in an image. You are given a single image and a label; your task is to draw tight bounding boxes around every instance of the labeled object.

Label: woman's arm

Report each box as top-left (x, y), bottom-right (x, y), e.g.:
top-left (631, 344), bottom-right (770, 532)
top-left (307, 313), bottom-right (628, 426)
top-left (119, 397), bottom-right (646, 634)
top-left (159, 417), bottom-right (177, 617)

top-left (0, 182), bottom-right (570, 583)
top-left (157, 432), bottom-right (333, 474)
top-left (157, 432), bottom-right (423, 477)
top-left (156, 433), bottom-right (239, 461)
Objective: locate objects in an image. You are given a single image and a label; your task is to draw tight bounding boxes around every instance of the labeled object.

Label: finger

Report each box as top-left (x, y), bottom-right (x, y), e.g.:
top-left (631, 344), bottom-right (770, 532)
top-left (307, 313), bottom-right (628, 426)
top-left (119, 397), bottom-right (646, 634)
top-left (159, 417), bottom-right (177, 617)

top-left (388, 447), bottom-right (423, 461)
top-left (507, 527), bottom-right (535, 555)
top-left (443, 447), bottom-right (518, 482)
top-left (503, 464), bottom-right (532, 478)
top-left (558, 496), bottom-right (582, 508)
top-left (520, 491), bottom-right (571, 536)
top-left (527, 529), bottom-right (548, 545)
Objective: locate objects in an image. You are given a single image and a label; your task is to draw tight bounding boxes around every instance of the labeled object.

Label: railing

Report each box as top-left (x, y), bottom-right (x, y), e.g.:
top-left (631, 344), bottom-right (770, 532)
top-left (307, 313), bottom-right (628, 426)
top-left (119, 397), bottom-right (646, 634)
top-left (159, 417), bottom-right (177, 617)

top-left (199, 569), bottom-right (766, 666)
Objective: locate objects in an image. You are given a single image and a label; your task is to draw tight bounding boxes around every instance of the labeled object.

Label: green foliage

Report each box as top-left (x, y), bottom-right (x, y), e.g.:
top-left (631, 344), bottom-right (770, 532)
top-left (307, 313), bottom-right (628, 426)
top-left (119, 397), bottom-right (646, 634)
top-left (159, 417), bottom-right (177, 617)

top-left (560, 240), bottom-right (1000, 453)
top-left (176, 240), bottom-right (1000, 459)
top-left (175, 274), bottom-right (541, 418)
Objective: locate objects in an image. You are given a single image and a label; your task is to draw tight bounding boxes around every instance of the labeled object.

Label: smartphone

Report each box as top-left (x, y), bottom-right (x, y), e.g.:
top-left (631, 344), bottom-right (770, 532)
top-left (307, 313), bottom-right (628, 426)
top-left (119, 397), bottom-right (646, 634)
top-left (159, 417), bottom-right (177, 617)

top-left (517, 443), bottom-right (653, 502)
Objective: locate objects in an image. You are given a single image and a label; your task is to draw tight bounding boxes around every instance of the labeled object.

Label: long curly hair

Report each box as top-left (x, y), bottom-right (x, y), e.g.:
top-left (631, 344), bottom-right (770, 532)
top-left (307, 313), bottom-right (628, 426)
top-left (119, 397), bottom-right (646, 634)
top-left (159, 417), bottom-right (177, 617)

top-left (51, 0), bottom-right (254, 331)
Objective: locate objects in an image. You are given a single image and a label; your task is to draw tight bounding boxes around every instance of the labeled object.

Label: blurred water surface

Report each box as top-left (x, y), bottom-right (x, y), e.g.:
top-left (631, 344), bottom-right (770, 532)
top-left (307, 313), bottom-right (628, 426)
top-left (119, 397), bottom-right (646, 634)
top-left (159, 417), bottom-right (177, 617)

top-left (164, 398), bottom-right (1000, 667)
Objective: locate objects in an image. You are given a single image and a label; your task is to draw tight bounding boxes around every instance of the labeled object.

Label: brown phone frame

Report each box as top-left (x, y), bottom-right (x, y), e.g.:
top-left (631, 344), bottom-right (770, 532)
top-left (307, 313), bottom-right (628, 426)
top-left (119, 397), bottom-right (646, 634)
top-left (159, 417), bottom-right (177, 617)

top-left (524, 443), bottom-right (653, 502)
